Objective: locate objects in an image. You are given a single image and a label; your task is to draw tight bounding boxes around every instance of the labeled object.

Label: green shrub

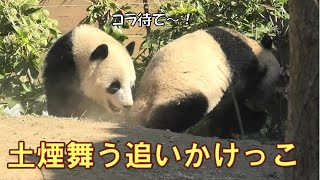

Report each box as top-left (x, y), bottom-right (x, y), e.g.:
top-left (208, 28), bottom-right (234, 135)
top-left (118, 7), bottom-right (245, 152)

top-left (80, 0), bottom-right (132, 43)
top-left (0, 0), bottom-right (61, 115)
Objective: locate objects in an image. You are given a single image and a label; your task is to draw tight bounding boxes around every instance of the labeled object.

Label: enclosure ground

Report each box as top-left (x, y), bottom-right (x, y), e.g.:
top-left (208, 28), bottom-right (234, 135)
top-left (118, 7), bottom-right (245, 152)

top-left (1, 115), bottom-right (284, 180)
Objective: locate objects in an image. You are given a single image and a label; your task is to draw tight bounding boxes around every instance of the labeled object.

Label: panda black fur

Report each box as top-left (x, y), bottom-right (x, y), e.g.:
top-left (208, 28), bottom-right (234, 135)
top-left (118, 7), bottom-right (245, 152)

top-left (131, 26), bottom-right (280, 137)
top-left (43, 25), bottom-right (136, 120)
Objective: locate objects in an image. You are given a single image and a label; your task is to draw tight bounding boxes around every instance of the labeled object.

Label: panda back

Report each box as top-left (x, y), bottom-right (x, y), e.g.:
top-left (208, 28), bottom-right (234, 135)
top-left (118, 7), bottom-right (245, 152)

top-left (43, 31), bottom-right (76, 85)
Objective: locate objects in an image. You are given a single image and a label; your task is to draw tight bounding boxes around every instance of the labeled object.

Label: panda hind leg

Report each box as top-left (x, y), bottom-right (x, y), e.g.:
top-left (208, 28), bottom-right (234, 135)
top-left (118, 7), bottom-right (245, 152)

top-left (146, 93), bottom-right (209, 132)
top-left (207, 101), bottom-right (267, 138)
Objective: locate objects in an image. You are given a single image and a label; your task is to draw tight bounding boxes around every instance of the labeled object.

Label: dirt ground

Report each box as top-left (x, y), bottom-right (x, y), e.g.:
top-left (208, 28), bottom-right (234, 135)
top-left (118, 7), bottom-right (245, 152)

top-left (1, 115), bottom-right (285, 180)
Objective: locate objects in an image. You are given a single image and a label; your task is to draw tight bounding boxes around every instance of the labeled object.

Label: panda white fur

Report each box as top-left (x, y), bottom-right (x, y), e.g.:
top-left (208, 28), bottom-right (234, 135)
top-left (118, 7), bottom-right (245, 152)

top-left (131, 26), bottom-right (280, 137)
top-left (43, 24), bottom-right (136, 120)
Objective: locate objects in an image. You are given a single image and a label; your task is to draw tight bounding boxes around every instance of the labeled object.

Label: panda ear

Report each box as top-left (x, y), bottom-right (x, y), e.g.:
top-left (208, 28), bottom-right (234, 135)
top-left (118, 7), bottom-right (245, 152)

top-left (126, 41), bottom-right (135, 56)
top-left (261, 34), bottom-right (273, 49)
top-left (90, 44), bottom-right (108, 61)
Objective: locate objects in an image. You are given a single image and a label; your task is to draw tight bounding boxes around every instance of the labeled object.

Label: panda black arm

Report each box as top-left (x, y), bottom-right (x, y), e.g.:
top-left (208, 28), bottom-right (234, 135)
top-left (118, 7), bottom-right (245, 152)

top-left (43, 32), bottom-right (83, 117)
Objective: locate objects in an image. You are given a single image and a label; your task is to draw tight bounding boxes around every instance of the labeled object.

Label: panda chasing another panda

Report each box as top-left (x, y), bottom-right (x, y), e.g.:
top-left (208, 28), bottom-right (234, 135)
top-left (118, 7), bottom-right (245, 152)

top-left (43, 25), bottom-right (136, 120)
top-left (130, 26), bottom-right (280, 138)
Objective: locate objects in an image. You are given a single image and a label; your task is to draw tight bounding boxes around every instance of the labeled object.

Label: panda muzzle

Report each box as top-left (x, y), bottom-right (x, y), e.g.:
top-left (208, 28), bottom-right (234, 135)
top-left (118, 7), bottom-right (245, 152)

top-left (107, 100), bottom-right (122, 112)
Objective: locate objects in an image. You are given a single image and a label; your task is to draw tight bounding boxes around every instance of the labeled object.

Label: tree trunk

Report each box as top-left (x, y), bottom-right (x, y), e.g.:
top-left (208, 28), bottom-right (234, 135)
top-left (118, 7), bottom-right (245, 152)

top-left (285, 0), bottom-right (319, 179)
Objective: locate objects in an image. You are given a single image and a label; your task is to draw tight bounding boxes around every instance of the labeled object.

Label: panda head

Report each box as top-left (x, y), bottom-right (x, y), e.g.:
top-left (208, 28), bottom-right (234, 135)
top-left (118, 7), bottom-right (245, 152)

top-left (247, 33), bottom-right (281, 111)
top-left (71, 25), bottom-right (136, 113)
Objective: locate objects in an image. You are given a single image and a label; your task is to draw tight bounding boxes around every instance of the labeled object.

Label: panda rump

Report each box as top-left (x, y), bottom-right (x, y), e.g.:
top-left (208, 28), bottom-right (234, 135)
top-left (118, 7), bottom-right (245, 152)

top-left (131, 26), bottom-right (280, 136)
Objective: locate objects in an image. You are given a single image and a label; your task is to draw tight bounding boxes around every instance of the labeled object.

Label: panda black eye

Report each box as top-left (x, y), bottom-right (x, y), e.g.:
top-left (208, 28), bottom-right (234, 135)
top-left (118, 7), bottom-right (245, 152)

top-left (106, 80), bottom-right (121, 94)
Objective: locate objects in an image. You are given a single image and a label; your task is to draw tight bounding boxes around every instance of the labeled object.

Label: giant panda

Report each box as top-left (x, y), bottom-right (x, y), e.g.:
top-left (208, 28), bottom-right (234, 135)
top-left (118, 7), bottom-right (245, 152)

top-left (130, 26), bottom-right (280, 138)
top-left (43, 24), bottom-right (136, 120)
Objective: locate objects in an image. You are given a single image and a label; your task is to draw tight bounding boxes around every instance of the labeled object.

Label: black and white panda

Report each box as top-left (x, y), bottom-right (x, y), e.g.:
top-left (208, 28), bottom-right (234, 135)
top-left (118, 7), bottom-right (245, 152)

top-left (131, 26), bottom-right (280, 137)
top-left (43, 24), bottom-right (136, 120)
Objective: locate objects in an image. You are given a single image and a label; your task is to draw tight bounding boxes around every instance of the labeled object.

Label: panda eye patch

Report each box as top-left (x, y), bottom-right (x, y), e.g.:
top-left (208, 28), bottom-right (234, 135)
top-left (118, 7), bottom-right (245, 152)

top-left (106, 80), bottom-right (121, 94)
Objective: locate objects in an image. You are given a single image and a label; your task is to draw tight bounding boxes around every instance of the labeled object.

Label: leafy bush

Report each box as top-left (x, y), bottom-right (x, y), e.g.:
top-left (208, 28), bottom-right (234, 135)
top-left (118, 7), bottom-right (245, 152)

top-left (80, 0), bottom-right (132, 43)
top-left (0, 0), bottom-right (61, 115)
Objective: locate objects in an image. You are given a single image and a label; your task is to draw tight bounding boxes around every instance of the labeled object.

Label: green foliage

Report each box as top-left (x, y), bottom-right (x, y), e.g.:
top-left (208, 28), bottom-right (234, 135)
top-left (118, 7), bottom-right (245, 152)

top-left (0, 0), bottom-right (61, 115)
top-left (138, 0), bottom-right (289, 68)
top-left (80, 0), bottom-right (132, 43)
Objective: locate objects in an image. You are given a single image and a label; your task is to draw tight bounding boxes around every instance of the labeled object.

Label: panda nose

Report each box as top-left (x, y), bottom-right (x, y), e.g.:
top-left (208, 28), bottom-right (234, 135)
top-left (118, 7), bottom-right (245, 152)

top-left (123, 104), bottom-right (132, 108)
